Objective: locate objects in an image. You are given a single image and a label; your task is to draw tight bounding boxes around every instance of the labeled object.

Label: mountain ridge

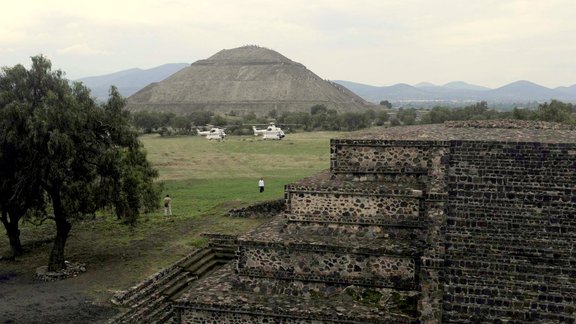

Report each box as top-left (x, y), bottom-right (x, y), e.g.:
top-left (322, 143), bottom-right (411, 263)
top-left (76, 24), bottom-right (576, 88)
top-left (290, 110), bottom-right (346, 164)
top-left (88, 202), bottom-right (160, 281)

top-left (75, 63), bottom-right (576, 105)
top-left (76, 63), bottom-right (190, 101)
top-left (333, 80), bottom-right (576, 104)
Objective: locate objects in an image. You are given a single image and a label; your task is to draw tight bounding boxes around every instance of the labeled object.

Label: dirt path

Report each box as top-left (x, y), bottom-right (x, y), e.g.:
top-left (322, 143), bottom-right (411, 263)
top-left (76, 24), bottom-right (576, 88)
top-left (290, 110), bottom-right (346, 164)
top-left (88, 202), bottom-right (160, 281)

top-left (0, 270), bottom-right (118, 324)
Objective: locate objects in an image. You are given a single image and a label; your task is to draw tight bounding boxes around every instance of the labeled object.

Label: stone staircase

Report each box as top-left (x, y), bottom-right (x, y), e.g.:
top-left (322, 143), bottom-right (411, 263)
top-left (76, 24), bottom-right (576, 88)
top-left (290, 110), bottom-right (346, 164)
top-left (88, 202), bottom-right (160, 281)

top-left (109, 235), bottom-right (237, 324)
top-left (170, 139), bottom-right (449, 323)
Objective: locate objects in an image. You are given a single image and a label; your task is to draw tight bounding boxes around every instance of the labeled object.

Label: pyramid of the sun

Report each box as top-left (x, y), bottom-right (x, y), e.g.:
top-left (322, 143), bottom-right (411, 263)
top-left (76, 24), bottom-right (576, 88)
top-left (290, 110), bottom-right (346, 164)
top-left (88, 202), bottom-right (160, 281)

top-left (126, 45), bottom-right (368, 115)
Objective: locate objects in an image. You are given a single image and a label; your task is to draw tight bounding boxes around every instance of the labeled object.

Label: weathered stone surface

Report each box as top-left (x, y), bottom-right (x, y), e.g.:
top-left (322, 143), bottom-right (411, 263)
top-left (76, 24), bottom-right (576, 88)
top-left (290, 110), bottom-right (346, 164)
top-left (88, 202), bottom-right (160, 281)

top-left (174, 263), bottom-right (417, 323)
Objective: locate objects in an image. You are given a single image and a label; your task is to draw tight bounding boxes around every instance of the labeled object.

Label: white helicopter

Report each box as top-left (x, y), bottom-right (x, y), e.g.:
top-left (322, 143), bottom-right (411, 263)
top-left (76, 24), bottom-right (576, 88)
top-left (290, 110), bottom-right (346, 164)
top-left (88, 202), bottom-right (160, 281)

top-left (196, 127), bottom-right (226, 140)
top-left (252, 123), bottom-right (285, 140)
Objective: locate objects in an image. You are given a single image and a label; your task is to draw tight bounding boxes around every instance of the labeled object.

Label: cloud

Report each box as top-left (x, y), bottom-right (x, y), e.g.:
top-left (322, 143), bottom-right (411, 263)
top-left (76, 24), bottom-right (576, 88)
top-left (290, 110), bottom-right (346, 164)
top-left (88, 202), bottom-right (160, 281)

top-left (57, 44), bottom-right (110, 56)
top-left (1, 0), bottom-right (575, 87)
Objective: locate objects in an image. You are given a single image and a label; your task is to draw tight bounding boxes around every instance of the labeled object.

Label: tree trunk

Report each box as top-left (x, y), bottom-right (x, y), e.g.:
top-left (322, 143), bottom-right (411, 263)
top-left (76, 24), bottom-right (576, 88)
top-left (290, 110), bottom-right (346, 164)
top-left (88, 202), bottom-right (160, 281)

top-left (47, 192), bottom-right (71, 272)
top-left (1, 208), bottom-right (23, 259)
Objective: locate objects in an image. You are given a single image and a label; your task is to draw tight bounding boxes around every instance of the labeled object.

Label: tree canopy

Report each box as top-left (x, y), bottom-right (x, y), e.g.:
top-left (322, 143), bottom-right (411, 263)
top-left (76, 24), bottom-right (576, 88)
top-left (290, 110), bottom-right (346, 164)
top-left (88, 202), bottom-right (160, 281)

top-left (0, 56), bottom-right (160, 270)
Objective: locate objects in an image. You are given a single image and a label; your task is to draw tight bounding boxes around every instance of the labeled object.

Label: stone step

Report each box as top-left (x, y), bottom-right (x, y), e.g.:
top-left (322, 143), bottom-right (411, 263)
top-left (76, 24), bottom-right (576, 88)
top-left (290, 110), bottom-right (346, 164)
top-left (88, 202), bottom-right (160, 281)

top-left (445, 258), bottom-right (576, 275)
top-left (160, 271), bottom-right (195, 297)
top-left (173, 263), bottom-right (418, 323)
top-left (287, 171), bottom-right (425, 194)
top-left (446, 214), bottom-right (576, 229)
top-left (448, 191), bottom-right (576, 206)
top-left (442, 300), bottom-right (575, 323)
top-left (448, 173), bottom-right (575, 184)
top-left (331, 172), bottom-right (427, 184)
top-left (450, 154), bottom-right (574, 165)
top-left (445, 231), bottom-right (575, 250)
top-left (145, 301), bottom-right (173, 323)
top-left (236, 216), bottom-right (421, 290)
top-left (448, 180), bottom-right (576, 194)
top-left (150, 308), bottom-right (174, 324)
top-left (283, 221), bottom-right (424, 241)
top-left (286, 193), bottom-right (423, 224)
top-left (445, 243), bottom-right (576, 266)
top-left (120, 268), bottom-right (181, 307)
top-left (114, 295), bottom-right (167, 324)
top-left (210, 245), bottom-right (237, 255)
top-left (445, 283), bottom-right (573, 303)
top-left (447, 202), bottom-right (576, 214)
top-left (178, 248), bottom-right (214, 270)
top-left (449, 165), bottom-right (574, 174)
top-left (451, 153), bottom-right (575, 162)
top-left (189, 258), bottom-right (222, 277)
top-left (285, 212), bottom-right (424, 226)
top-left (213, 251), bottom-right (236, 260)
top-left (444, 268), bottom-right (576, 291)
top-left (447, 200), bottom-right (576, 214)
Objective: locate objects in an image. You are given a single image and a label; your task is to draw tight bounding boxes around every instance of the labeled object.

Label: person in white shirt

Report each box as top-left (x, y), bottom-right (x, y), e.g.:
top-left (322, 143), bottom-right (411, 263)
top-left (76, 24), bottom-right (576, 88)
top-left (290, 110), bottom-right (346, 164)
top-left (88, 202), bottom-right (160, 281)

top-left (258, 178), bottom-right (265, 193)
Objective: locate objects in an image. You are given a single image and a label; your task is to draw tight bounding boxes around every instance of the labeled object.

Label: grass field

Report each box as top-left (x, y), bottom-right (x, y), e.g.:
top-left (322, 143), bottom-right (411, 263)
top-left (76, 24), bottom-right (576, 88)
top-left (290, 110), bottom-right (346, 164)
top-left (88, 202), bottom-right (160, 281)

top-left (1, 131), bottom-right (343, 303)
top-left (142, 132), bottom-right (337, 216)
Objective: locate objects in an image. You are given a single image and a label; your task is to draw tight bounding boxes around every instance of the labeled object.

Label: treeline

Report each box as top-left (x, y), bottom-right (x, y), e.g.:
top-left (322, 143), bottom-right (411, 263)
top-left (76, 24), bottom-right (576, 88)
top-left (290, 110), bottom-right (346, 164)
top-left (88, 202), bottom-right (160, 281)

top-left (396, 100), bottom-right (575, 126)
top-left (131, 100), bottom-right (575, 135)
top-left (130, 105), bottom-right (389, 135)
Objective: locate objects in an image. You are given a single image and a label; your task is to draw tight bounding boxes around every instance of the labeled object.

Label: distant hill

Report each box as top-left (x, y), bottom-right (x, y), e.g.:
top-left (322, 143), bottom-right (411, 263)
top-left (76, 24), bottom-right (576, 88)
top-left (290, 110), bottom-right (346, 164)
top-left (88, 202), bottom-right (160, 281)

top-left (333, 80), bottom-right (576, 105)
top-left (443, 81), bottom-right (490, 91)
top-left (126, 46), bottom-right (369, 115)
top-left (76, 61), bottom-right (576, 108)
top-left (76, 63), bottom-right (189, 101)
top-left (484, 80), bottom-right (557, 102)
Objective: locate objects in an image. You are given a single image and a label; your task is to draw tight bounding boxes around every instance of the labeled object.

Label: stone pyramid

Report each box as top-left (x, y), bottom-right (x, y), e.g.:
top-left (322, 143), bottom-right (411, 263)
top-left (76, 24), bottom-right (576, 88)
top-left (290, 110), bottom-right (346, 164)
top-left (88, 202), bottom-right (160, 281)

top-left (109, 120), bottom-right (576, 323)
top-left (126, 45), bottom-right (369, 115)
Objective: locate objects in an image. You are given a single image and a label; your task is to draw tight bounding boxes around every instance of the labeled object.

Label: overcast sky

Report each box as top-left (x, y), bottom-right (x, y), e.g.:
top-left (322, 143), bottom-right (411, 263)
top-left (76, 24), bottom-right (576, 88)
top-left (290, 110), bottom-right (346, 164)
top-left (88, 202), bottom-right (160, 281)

top-left (1, 0), bottom-right (575, 88)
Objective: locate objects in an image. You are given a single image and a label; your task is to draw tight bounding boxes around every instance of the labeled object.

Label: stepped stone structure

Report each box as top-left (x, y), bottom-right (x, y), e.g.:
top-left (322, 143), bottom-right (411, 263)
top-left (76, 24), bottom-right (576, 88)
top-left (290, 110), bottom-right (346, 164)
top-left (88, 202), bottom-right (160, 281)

top-left (126, 45), bottom-right (369, 116)
top-left (113, 120), bottom-right (575, 323)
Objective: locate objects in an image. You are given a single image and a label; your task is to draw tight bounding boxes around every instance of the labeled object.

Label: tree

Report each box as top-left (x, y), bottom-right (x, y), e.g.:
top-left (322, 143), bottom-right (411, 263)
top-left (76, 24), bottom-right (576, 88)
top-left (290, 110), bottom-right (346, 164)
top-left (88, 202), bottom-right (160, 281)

top-left (0, 63), bottom-right (47, 259)
top-left (211, 114), bottom-right (228, 127)
top-left (534, 100), bottom-right (573, 123)
top-left (512, 107), bottom-right (533, 120)
top-left (373, 111), bottom-right (389, 126)
top-left (310, 104), bottom-right (328, 115)
top-left (339, 112), bottom-right (369, 131)
top-left (0, 56), bottom-right (159, 270)
top-left (132, 111), bottom-right (162, 133)
top-left (379, 100), bottom-right (392, 109)
top-left (390, 118), bottom-right (401, 126)
top-left (427, 106), bottom-right (452, 124)
top-left (397, 108), bottom-right (417, 125)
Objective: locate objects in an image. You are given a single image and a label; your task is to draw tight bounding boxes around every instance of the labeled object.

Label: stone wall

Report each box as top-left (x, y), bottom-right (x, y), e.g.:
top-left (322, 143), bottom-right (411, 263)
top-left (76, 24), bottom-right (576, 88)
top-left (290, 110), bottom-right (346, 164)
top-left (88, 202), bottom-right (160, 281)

top-left (330, 139), bottom-right (449, 193)
top-left (237, 245), bottom-right (418, 289)
top-left (331, 139), bottom-right (448, 174)
top-left (443, 140), bottom-right (576, 322)
top-left (327, 136), bottom-right (576, 322)
top-left (228, 199), bottom-right (285, 218)
top-left (282, 222), bottom-right (424, 241)
top-left (287, 192), bottom-right (421, 224)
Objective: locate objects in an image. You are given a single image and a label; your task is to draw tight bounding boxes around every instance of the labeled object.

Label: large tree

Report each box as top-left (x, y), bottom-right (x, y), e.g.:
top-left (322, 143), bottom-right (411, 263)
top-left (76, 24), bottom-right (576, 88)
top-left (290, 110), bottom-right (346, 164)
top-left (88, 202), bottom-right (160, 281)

top-left (0, 63), bottom-right (47, 259)
top-left (0, 56), bottom-right (159, 270)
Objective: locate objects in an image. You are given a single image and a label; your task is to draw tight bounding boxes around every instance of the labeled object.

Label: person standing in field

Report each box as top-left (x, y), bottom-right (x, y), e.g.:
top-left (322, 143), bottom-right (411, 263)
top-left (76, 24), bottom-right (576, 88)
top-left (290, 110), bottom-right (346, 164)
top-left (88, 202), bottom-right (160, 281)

top-left (164, 194), bottom-right (172, 216)
top-left (258, 177), bottom-right (265, 193)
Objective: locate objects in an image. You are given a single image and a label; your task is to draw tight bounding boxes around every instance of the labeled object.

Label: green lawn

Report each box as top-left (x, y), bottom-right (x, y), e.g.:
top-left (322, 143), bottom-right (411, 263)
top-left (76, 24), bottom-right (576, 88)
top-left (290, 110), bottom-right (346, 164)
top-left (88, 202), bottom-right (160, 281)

top-left (140, 132), bottom-right (338, 217)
